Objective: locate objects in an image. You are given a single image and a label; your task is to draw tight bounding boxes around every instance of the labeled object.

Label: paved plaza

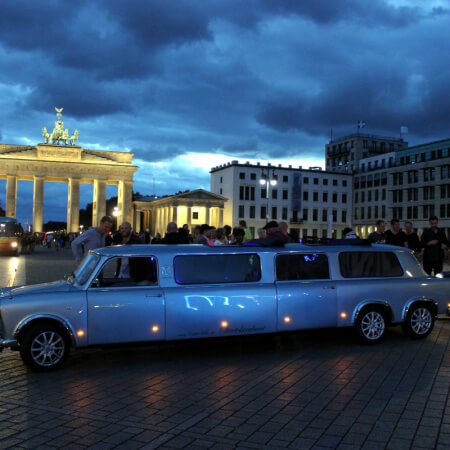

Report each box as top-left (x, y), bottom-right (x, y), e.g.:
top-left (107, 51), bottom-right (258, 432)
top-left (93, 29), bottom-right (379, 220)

top-left (0, 247), bottom-right (449, 449)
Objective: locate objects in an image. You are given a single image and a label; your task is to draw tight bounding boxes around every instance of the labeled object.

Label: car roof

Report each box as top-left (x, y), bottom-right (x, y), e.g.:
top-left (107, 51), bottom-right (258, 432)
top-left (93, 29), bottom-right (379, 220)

top-left (92, 242), bottom-right (410, 257)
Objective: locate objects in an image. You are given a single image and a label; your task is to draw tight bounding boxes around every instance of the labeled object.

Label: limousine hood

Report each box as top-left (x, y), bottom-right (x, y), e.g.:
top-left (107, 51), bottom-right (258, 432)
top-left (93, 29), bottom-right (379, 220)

top-left (0, 280), bottom-right (72, 299)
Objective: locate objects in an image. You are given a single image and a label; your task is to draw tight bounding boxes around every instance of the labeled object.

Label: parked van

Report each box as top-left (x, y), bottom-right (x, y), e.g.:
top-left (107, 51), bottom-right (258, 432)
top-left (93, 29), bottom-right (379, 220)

top-left (1, 242), bottom-right (449, 370)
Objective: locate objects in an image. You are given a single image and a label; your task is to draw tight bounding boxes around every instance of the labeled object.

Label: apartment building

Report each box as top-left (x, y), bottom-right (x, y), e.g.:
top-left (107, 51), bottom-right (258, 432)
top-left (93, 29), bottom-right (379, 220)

top-left (210, 161), bottom-right (352, 239)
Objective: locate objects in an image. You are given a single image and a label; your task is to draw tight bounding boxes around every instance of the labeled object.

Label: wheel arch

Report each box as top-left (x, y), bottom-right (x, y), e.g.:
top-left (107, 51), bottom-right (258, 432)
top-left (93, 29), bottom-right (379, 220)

top-left (402, 297), bottom-right (438, 320)
top-left (14, 314), bottom-right (76, 347)
top-left (353, 301), bottom-right (393, 325)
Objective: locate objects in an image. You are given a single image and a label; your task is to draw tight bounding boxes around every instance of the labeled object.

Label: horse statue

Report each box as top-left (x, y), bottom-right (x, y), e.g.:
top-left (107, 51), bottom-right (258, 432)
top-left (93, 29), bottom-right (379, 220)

top-left (62, 128), bottom-right (69, 145)
top-left (42, 127), bottom-right (50, 144)
top-left (50, 120), bottom-right (64, 144)
top-left (69, 129), bottom-right (79, 145)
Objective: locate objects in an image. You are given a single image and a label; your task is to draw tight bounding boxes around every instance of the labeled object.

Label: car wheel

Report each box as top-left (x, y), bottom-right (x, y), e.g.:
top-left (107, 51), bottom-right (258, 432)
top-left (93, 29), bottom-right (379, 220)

top-left (355, 307), bottom-right (386, 344)
top-left (19, 324), bottom-right (69, 371)
top-left (402, 304), bottom-right (434, 339)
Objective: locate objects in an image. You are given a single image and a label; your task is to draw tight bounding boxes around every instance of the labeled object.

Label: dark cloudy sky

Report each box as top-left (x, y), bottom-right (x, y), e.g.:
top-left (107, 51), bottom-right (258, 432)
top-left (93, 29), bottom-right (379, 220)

top-left (1, 0), bottom-right (449, 225)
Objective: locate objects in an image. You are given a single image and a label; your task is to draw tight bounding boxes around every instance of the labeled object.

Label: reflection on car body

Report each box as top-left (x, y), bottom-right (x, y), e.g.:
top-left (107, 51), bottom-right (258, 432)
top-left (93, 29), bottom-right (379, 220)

top-left (1, 242), bottom-right (449, 371)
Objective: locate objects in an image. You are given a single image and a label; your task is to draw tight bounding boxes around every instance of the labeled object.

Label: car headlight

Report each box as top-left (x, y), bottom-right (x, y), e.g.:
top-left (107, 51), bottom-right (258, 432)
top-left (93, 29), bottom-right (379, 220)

top-left (11, 242), bottom-right (18, 248)
top-left (435, 273), bottom-right (444, 278)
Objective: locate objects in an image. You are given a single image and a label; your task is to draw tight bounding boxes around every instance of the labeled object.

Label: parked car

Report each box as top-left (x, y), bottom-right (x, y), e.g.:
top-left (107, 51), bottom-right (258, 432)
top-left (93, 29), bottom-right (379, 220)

top-left (1, 242), bottom-right (449, 371)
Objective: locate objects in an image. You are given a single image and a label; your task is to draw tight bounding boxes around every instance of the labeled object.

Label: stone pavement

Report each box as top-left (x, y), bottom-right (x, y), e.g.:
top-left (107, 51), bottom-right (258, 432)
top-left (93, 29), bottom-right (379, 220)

top-left (0, 248), bottom-right (449, 449)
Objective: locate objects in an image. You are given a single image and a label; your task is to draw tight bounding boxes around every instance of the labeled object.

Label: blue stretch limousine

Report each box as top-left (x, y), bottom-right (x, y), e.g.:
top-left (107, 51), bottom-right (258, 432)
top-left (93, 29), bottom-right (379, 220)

top-left (1, 242), bottom-right (449, 370)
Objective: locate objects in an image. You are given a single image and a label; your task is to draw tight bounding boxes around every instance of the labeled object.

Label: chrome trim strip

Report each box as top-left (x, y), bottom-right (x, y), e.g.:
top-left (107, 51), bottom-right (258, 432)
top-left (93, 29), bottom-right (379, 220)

top-left (13, 314), bottom-right (76, 346)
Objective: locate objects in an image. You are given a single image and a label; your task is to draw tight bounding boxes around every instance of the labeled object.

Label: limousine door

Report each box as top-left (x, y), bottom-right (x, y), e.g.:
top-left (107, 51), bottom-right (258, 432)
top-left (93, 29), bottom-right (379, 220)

top-left (86, 256), bottom-right (165, 345)
top-left (275, 253), bottom-right (338, 330)
top-left (165, 253), bottom-right (277, 340)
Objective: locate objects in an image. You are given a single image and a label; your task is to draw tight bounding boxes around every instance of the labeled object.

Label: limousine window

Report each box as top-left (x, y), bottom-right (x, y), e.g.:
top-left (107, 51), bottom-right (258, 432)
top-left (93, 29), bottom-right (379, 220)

top-left (92, 256), bottom-right (158, 287)
top-left (276, 253), bottom-right (329, 281)
top-left (339, 251), bottom-right (403, 278)
top-left (174, 254), bottom-right (261, 284)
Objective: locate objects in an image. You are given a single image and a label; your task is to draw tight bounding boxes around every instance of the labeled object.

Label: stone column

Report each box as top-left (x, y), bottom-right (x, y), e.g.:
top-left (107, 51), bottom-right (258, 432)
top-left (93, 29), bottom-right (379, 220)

top-left (118, 181), bottom-right (133, 225)
top-left (92, 179), bottom-right (107, 227)
top-left (134, 209), bottom-right (141, 232)
top-left (67, 178), bottom-right (80, 233)
top-left (219, 208), bottom-right (224, 227)
top-left (187, 206), bottom-right (192, 229)
top-left (33, 177), bottom-right (44, 233)
top-left (6, 176), bottom-right (17, 218)
top-left (172, 206), bottom-right (178, 224)
top-left (205, 206), bottom-right (210, 224)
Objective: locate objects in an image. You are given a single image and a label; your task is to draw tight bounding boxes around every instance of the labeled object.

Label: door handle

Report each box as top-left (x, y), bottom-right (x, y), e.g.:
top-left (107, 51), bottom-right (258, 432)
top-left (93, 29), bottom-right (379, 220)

top-left (146, 293), bottom-right (163, 298)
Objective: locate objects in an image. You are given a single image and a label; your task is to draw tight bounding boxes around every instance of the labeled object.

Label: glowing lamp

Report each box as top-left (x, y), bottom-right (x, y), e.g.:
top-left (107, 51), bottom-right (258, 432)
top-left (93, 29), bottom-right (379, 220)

top-left (11, 241), bottom-right (18, 248)
top-left (77, 330), bottom-right (85, 337)
top-left (152, 325), bottom-right (159, 332)
top-left (340, 312), bottom-right (347, 319)
top-left (283, 316), bottom-right (291, 323)
top-left (221, 321), bottom-right (228, 328)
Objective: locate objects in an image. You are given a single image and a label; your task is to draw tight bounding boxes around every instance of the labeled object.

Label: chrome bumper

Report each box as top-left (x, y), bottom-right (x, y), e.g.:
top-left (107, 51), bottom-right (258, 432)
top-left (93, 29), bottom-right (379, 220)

top-left (0, 339), bottom-right (18, 350)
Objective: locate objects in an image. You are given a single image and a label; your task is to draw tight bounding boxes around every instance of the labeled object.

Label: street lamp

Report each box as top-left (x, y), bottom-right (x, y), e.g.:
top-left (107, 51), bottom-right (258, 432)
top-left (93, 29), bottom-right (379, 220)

top-left (112, 206), bottom-right (119, 231)
top-left (259, 168), bottom-right (277, 222)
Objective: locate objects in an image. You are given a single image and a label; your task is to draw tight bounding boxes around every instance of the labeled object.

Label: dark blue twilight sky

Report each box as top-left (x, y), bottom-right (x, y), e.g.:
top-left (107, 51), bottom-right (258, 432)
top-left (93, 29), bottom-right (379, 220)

top-left (0, 0), bottom-right (449, 224)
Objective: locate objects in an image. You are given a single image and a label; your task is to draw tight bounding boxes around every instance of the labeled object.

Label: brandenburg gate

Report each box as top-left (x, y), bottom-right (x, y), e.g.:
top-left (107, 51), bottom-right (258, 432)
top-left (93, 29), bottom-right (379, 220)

top-left (0, 109), bottom-right (137, 232)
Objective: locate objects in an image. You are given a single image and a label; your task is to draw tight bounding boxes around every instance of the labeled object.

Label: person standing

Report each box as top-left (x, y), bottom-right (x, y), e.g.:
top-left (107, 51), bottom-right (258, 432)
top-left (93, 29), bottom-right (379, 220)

top-left (404, 221), bottom-right (421, 254)
top-left (238, 220), bottom-right (253, 243)
top-left (385, 219), bottom-right (408, 247)
top-left (115, 221), bottom-right (141, 279)
top-left (421, 216), bottom-right (449, 276)
top-left (162, 222), bottom-right (189, 244)
top-left (368, 220), bottom-right (386, 244)
top-left (71, 216), bottom-right (113, 265)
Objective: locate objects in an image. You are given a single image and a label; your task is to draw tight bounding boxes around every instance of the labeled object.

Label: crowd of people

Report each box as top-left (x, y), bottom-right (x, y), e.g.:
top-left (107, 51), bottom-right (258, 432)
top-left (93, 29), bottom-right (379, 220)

top-left (344, 216), bottom-right (449, 276)
top-left (69, 215), bottom-right (449, 277)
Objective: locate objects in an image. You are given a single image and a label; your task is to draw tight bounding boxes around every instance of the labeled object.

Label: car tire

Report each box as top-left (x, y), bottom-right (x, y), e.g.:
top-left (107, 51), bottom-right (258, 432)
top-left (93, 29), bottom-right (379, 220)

top-left (355, 307), bottom-right (386, 344)
top-left (402, 304), bottom-right (434, 339)
top-left (19, 323), bottom-right (70, 371)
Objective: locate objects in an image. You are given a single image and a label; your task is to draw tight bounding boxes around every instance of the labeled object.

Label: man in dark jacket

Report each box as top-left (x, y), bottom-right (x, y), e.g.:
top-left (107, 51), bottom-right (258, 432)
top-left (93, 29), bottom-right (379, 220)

top-left (421, 216), bottom-right (448, 276)
top-left (162, 222), bottom-right (189, 244)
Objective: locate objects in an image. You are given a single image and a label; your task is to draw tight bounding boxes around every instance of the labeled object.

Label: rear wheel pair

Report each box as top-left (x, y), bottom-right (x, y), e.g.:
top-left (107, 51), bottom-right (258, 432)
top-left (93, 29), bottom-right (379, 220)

top-left (355, 304), bottom-right (434, 344)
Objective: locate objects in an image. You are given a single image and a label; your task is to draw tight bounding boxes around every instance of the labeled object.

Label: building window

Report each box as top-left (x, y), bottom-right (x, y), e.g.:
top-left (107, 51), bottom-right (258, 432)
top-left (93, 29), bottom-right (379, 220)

top-left (342, 210), bottom-right (347, 222)
top-left (250, 173), bottom-right (256, 180)
top-left (342, 180), bottom-right (347, 187)
top-left (282, 190), bottom-right (288, 200)
top-left (313, 192), bottom-right (319, 201)
top-left (303, 191), bottom-right (309, 201)
top-left (282, 207), bottom-right (288, 220)
top-left (323, 192), bottom-right (328, 202)
top-left (368, 191), bottom-right (372, 202)
top-left (220, 188), bottom-right (222, 195)
top-left (322, 209), bottom-right (328, 222)
top-left (271, 207), bottom-right (277, 220)
top-left (302, 208), bottom-right (308, 221)
top-left (239, 186), bottom-right (244, 200)
top-left (313, 178), bottom-right (319, 185)
top-left (261, 188), bottom-right (267, 198)
top-left (249, 205), bottom-right (255, 218)
top-left (304, 177), bottom-right (309, 184)
top-left (193, 212), bottom-right (199, 219)
top-left (260, 206), bottom-right (267, 220)
top-left (342, 193), bottom-right (347, 203)
top-left (239, 172), bottom-right (245, 180)
top-left (382, 189), bottom-right (386, 201)
top-left (272, 189), bottom-right (278, 199)
top-left (283, 175), bottom-right (288, 182)
top-left (220, 177), bottom-right (223, 183)
top-left (238, 205), bottom-right (245, 218)
top-left (312, 209), bottom-right (318, 221)
top-left (333, 179), bottom-right (338, 186)
top-left (332, 193), bottom-right (338, 202)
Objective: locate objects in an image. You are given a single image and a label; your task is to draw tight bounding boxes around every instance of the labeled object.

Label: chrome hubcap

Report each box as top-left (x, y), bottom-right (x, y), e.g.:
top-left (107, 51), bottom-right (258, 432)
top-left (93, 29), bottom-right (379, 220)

top-left (31, 331), bottom-right (65, 367)
top-left (361, 311), bottom-right (385, 340)
top-left (410, 308), bottom-right (432, 335)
